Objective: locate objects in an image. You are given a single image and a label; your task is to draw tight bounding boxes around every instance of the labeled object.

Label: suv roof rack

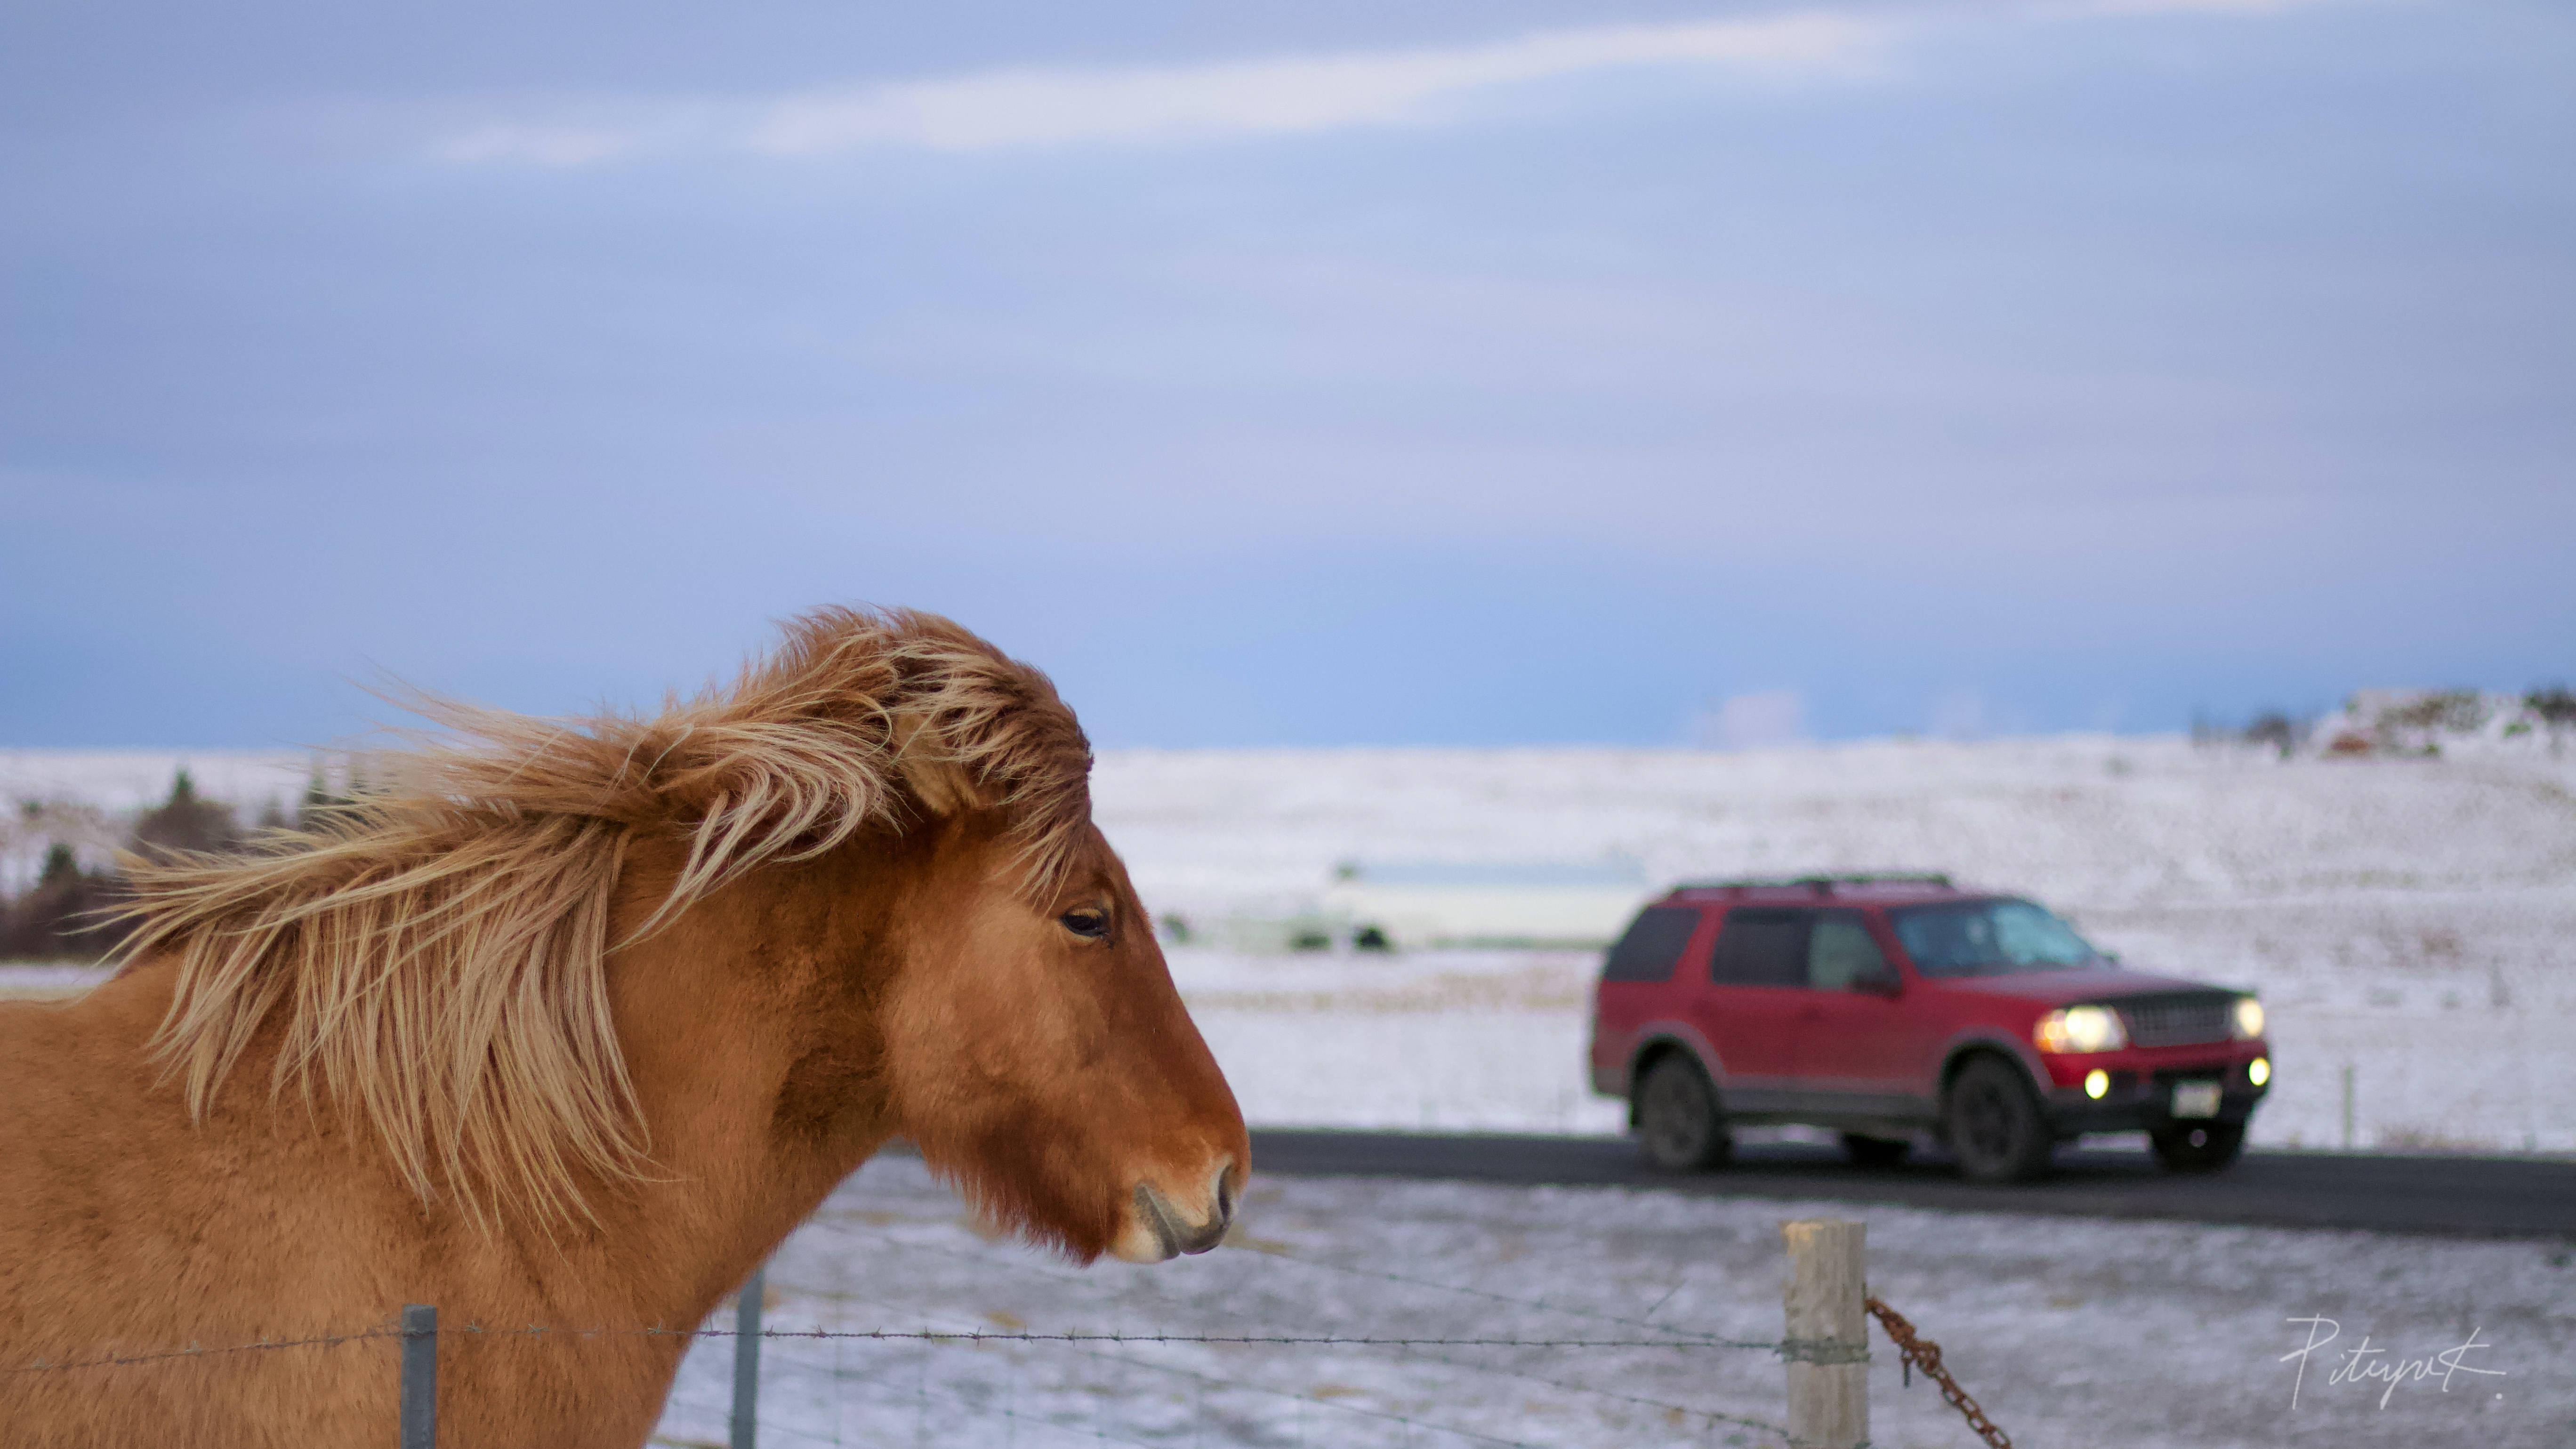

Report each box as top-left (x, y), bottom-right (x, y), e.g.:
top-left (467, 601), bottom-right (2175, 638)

top-left (1673, 872), bottom-right (1955, 894)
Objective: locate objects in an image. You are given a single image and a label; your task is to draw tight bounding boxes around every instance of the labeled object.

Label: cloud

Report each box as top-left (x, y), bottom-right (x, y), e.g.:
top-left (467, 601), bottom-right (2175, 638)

top-left (426, 8), bottom-right (1896, 167)
top-left (2072, 0), bottom-right (2341, 14)
top-left (427, 0), bottom-right (2356, 166)
top-left (751, 12), bottom-right (1888, 155)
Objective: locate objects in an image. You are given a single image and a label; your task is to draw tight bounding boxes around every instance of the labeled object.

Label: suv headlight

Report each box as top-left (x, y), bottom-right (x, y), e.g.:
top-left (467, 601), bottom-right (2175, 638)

top-left (2232, 996), bottom-right (2265, 1040)
top-left (2034, 1005), bottom-right (2128, 1055)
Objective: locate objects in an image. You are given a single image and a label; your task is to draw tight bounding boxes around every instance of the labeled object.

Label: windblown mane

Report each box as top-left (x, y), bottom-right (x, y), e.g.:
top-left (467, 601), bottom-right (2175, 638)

top-left (113, 607), bottom-right (1093, 1228)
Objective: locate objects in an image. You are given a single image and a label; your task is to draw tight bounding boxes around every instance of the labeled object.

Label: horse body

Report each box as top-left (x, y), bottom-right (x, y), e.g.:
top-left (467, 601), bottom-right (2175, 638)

top-left (0, 610), bottom-right (1247, 1447)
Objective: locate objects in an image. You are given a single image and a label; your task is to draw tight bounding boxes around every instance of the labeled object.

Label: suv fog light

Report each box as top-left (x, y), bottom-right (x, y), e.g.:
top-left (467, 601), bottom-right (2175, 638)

top-left (2083, 1069), bottom-right (2110, 1100)
top-left (2248, 1056), bottom-right (2271, 1087)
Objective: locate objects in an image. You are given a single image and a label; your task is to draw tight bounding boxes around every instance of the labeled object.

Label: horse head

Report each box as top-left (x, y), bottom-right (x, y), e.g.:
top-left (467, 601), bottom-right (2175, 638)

top-left (869, 811), bottom-right (1246, 1263)
top-left (600, 606), bottom-right (1248, 1264)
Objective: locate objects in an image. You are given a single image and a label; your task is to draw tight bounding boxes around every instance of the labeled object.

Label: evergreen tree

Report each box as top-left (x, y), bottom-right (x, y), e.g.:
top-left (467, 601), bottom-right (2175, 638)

top-left (2531, 685), bottom-right (2576, 727)
top-left (129, 769), bottom-right (243, 860)
top-left (297, 763), bottom-right (350, 829)
top-left (0, 843), bottom-right (127, 961)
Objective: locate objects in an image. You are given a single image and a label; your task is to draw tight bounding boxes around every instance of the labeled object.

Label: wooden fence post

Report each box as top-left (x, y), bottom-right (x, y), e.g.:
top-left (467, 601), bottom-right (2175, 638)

top-left (399, 1303), bottom-right (437, 1449)
top-left (729, 1262), bottom-right (766, 1449)
top-left (1781, 1220), bottom-right (1868, 1449)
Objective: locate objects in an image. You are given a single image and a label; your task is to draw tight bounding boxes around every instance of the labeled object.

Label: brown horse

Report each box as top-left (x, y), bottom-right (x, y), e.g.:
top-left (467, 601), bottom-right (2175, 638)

top-left (0, 607), bottom-right (1247, 1448)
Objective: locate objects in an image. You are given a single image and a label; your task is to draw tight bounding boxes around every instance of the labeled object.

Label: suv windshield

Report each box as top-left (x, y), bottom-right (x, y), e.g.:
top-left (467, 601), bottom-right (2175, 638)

top-left (1889, 899), bottom-right (2103, 977)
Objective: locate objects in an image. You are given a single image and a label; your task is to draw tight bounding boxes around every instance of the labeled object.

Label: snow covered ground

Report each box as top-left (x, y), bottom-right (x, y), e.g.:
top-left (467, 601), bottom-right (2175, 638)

top-left (648, 1151), bottom-right (2576, 1449)
top-left (8, 735), bottom-right (2574, 1149)
top-left (1100, 737), bottom-right (2576, 1153)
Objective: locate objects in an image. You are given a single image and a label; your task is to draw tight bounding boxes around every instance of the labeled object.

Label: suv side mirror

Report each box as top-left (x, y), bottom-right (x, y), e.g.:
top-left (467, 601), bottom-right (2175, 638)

top-left (1852, 971), bottom-right (1903, 998)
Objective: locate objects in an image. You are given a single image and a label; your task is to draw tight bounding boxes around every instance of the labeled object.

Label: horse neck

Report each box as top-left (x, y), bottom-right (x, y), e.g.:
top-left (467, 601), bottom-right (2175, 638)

top-left (584, 845), bottom-right (909, 1324)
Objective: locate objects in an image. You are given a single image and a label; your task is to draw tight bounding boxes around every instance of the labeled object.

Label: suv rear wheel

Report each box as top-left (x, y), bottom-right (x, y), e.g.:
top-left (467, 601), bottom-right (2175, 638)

top-left (2150, 1121), bottom-right (2245, 1173)
top-left (1945, 1056), bottom-right (2053, 1183)
top-left (1634, 1055), bottom-right (1732, 1170)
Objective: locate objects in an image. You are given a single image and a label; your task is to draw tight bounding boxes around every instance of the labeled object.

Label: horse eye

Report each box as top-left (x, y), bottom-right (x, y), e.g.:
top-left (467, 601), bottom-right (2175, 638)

top-left (1060, 909), bottom-right (1111, 940)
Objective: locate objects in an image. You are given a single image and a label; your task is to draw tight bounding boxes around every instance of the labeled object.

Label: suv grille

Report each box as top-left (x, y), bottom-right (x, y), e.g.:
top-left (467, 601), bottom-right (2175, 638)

top-left (2115, 994), bottom-right (2236, 1048)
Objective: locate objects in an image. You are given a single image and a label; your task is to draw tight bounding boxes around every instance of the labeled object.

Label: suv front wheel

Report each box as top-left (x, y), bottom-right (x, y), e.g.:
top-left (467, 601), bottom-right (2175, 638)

top-left (1634, 1055), bottom-right (1732, 1171)
top-left (1945, 1056), bottom-right (2054, 1183)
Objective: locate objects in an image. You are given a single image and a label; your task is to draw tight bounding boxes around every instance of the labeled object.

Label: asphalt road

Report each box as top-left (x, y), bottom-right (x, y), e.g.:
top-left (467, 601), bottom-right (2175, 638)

top-left (1248, 1129), bottom-right (2576, 1240)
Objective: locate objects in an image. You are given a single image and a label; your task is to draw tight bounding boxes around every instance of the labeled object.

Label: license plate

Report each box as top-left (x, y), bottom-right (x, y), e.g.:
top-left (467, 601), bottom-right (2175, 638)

top-left (2171, 1081), bottom-right (2222, 1119)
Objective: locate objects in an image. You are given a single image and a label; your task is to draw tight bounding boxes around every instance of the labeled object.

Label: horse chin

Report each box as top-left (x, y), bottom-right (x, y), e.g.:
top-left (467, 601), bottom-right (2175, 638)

top-left (1107, 1220), bottom-right (1180, 1264)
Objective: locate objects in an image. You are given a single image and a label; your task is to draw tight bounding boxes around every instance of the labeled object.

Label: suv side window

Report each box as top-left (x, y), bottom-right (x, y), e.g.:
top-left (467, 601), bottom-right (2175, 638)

top-left (1808, 911), bottom-right (1891, 990)
top-left (1709, 909), bottom-right (1811, 987)
top-left (1602, 906), bottom-right (1701, 982)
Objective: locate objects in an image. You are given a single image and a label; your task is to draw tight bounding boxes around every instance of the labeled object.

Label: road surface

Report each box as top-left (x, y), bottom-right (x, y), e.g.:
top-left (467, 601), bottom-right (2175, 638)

top-left (1248, 1129), bottom-right (2576, 1240)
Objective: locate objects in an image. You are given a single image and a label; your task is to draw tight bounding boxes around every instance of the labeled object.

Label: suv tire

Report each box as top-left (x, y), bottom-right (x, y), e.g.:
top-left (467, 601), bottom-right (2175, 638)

top-left (1840, 1133), bottom-right (1911, 1169)
top-left (1945, 1056), bottom-right (2053, 1183)
top-left (2150, 1121), bottom-right (2245, 1173)
top-left (1634, 1055), bottom-right (1732, 1171)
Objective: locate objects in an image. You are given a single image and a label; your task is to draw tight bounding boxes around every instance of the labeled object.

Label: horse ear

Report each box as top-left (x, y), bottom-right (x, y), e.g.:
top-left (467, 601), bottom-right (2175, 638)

top-left (889, 714), bottom-right (993, 819)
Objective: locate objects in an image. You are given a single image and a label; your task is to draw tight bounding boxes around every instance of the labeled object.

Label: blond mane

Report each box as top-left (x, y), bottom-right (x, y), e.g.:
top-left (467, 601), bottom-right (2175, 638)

top-left (113, 607), bottom-right (1093, 1229)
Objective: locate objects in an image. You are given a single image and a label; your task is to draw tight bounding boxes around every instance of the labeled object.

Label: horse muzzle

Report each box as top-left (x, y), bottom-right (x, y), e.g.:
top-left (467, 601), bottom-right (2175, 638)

top-left (1111, 1159), bottom-right (1238, 1263)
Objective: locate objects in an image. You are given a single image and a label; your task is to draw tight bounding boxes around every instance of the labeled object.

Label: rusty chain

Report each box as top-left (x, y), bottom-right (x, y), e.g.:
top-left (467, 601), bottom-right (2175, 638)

top-left (1865, 1295), bottom-right (2012, 1449)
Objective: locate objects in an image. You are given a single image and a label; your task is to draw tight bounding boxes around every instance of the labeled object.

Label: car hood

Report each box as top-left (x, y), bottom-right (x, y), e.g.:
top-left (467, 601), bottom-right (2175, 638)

top-left (1931, 965), bottom-right (2236, 1008)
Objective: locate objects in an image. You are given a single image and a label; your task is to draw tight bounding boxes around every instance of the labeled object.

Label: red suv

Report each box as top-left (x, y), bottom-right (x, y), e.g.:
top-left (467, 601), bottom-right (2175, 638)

top-left (1587, 874), bottom-right (2271, 1182)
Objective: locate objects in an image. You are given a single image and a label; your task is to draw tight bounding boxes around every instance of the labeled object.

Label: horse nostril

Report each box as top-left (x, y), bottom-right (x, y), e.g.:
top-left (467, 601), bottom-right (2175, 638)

top-left (1210, 1160), bottom-right (1236, 1226)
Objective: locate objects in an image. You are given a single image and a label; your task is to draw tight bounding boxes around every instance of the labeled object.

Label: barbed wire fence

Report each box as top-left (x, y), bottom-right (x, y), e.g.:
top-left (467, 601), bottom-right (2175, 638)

top-left (10, 1219), bottom-right (2009, 1449)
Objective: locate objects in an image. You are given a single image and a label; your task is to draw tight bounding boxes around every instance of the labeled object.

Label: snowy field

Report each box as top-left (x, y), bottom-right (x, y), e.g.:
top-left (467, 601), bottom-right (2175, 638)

top-left (1095, 738), bottom-right (2576, 1154)
top-left (8, 734), bottom-right (2575, 1150)
top-left (647, 1151), bottom-right (2575, 1449)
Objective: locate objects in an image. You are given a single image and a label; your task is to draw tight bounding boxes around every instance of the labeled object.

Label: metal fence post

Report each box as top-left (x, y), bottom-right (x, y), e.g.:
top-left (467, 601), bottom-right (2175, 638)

top-left (730, 1262), bottom-right (766, 1449)
top-left (1781, 1220), bottom-right (1868, 1449)
top-left (399, 1304), bottom-right (437, 1449)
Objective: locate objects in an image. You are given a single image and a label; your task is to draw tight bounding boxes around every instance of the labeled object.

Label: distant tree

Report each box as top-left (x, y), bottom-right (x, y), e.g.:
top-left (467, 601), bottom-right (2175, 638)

top-left (2241, 711), bottom-right (2302, 757)
top-left (2380, 689), bottom-right (2486, 734)
top-left (297, 763), bottom-right (350, 830)
top-left (129, 769), bottom-right (243, 861)
top-left (2530, 685), bottom-right (2576, 727)
top-left (0, 843), bottom-right (127, 961)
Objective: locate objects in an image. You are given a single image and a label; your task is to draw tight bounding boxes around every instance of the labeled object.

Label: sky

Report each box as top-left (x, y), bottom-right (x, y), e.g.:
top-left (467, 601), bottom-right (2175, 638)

top-left (3, 0), bottom-right (2570, 749)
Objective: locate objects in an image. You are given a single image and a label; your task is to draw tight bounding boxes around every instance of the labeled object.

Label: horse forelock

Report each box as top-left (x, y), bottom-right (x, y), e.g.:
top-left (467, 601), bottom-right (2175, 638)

top-left (113, 605), bottom-right (1095, 1231)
